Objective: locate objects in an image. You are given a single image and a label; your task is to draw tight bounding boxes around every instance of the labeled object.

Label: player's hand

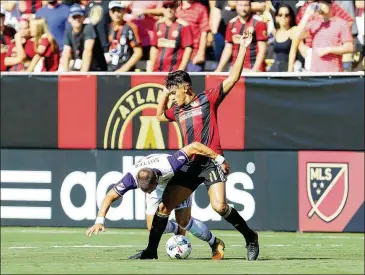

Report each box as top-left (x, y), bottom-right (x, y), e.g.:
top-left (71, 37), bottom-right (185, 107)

top-left (85, 223), bottom-right (105, 236)
top-left (240, 27), bottom-right (253, 48)
top-left (192, 53), bottom-right (205, 65)
top-left (221, 161), bottom-right (230, 175)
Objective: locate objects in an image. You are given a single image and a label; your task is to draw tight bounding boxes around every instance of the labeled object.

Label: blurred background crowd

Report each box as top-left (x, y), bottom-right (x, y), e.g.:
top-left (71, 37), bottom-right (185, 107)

top-left (0, 0), bottom-right (364, 73)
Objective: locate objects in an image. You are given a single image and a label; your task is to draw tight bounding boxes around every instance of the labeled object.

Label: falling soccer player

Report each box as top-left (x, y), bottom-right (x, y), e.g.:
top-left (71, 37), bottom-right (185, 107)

top-left (135, 27), bottom-right (259, 261)
top-left (85, 141), bottom-right (229, 260)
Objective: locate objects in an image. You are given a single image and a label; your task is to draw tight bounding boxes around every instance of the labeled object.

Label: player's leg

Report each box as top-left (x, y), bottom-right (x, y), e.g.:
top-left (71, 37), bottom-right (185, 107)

top-left (174, 198), bottom-right (225, 260)
top-left (205, 161), bottom-right (259, 261)
top-left (140, 176), bottom-right (195, 259)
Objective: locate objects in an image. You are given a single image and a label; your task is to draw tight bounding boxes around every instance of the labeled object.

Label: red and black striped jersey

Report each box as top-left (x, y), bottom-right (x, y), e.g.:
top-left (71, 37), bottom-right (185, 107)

top-left (151, 18), bottom-right (193, 72)
top-left (225, 15), bottom-right (268, 71)
top-left (164, 84), bottom-right (226, 155)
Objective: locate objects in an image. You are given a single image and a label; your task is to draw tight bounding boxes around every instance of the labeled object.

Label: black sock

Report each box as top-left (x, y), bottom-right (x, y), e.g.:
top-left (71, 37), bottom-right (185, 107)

top-left (146, 212), bottom-right (169, 251)
top-left (222, 206), bottom-right (255, 242)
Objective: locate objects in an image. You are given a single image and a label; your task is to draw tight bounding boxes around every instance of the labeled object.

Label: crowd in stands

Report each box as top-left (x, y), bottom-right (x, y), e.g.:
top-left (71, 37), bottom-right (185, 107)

top-left (0, 0), bottom-right (364, 73)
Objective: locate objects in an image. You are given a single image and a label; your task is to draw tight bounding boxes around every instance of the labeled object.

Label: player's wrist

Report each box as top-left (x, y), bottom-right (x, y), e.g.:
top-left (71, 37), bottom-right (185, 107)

top-left (215, 155), bottom-right (225, 165)
top-left (95, 216), bottom-right (105, 225)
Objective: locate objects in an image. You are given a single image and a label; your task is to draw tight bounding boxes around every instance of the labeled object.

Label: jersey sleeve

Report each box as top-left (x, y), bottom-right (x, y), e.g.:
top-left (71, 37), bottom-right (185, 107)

top-left (127, 23), bottom-right (141, 48)
top-left (167, 150), bottom-right (189, 173)
top-left (255, 21), bottom-right (268, 41)
top-left (84, 24), bottom-right (97, 41)
top-left (37, 36), bottom-right (50, 57)
top-left (113, 172), bottom-right (137, 196)
top-left (164, 106), bottom-right (176, 122)
top-left (339, 20), bottom-right (353, 43)
top-left (181, 25), bottom-right (193, 48)
top-left (225, 22), bottom-right (233, 43)
top-left (205, 83), bottom-right (225, 106)
top-left (198, 5), bottom-right (210, 33)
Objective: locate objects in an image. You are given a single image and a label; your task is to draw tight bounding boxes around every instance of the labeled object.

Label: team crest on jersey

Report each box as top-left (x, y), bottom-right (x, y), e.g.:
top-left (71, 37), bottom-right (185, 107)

top-left (172, 30), bottom-right (179, 38)
top-left (103, 84), bottom-right (183, 149)
top-left (306, 163), bottom-right (349, 222)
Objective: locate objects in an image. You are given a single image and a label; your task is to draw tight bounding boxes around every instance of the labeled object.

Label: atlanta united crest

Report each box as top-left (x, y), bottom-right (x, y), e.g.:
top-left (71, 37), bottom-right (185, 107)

top-left (306, 163), bottom-right (349, 222)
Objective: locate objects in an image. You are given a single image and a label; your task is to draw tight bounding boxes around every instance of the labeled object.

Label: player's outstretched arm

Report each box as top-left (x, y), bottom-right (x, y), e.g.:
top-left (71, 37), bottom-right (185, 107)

top-left (221, 28), bottom-right (253, 94)
top-left (85, 189), bottom-right (120, 236)
top-left (182, 142), bottom-right (230, 174)
top-left (156, 87), bottom-right (170, 122)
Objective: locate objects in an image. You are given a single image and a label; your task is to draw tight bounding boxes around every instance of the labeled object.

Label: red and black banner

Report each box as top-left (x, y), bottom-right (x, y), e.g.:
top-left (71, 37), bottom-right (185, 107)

top-left (1, 74), bottom-right (364, 150)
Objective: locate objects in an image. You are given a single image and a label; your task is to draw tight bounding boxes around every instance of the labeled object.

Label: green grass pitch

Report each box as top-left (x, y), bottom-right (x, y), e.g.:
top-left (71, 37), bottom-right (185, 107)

top-left (1, 227), bottom-right (364, 274)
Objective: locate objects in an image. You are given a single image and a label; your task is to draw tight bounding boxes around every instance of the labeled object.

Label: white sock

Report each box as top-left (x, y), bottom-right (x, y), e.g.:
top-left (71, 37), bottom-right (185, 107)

top-left (184, 217), bottom-right (216, 246)
top-left (163, 220), bottom-right (179, 234)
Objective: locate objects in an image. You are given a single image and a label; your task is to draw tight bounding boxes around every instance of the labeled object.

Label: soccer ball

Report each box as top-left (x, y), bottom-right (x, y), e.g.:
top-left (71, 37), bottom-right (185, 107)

top-left (165, 235), bottom-right (192, 259)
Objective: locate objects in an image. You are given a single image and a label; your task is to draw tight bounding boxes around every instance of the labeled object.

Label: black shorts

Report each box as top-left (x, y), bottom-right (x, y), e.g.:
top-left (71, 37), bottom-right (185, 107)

top-left (169, 156), bottom-right (227, 192)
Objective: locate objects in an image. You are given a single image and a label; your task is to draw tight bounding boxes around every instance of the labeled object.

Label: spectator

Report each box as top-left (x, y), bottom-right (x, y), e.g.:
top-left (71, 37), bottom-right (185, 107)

top-left (18, 0), bottom-right (44, 16)
top-left (85, 0), bottom-right (111, 60)
top-left (291, 0), bottom-right (354, 72)
top-left (1, 1), bottom-right (21, 29)
top-left (128, 0), bottom-right (165, 60)
top-left (61, 3), bottom-right (107, 72)
top-left (269, 4), bottom-right (299, 72)
top-left (36, 0), bottom-right (70, 52)
top-left (20, 18), bottom-right (60, 72)
top-left (147, 0), bottom-right (193, 72)
top-left (106, 0), bottom-right (142, 72)
top-left (353, 0), bottom-right (364, 71)
top-left (1, 17), bottom-right (32, 71)
top-left (175, 0), bottom-right (210, 72)
top-left (210, 0), bottom-right (237, 61)
top-left (0, 6), bottom-right (16, 47)
top-left (215, 0), bottom-right (268, 72)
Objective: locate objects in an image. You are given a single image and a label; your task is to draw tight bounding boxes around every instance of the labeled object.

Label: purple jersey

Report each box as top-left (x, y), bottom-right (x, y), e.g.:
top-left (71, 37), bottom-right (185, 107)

top-left (113, 150), bottom-right (189, 196)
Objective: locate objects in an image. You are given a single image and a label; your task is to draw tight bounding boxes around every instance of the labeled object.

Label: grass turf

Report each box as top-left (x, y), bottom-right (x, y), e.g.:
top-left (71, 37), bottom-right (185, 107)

top-left (1, 227), bottom-right (364, 274)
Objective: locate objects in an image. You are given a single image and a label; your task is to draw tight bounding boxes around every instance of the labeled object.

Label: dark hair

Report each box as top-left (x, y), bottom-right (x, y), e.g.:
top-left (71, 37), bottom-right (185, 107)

top-left (136, 168), bottom-right (157, 193)
top-left (165, 70), bottom-right (192, 89)
top-left (274, 4), bottom-right (296, 29)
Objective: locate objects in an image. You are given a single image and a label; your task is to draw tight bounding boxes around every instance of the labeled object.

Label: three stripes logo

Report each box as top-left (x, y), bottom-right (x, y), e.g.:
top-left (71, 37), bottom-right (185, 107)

top-left (0, 170), bottom-right (52, 220)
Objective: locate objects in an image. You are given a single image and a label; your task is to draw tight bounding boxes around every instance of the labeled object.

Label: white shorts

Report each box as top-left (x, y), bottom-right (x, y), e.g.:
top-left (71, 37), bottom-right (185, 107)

top-left (145, 185), bottom-right (192, 215)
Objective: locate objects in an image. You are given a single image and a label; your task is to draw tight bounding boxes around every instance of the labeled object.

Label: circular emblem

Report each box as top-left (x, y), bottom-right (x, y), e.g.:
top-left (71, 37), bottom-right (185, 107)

top-left (104, 83), bottom-right (183, 149)
top-left (89, 5), bottom-right (103, 25)
top-left (172, 30), bottom-right (179, 38)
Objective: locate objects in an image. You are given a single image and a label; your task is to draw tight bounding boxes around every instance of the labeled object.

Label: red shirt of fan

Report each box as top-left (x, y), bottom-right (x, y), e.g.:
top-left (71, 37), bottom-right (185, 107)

top-left (225, 15), bottom-right (268, 71)
top-left (24, 36), bottom-right (60, 71)
top-left (175, 1), bottom-right (210, 59)
top-left (24, 0), bottom-right (43, 14)
top-left (307, 17), bottom-right (353, 72)
top-left (150, 18), bottom-right (193, 72)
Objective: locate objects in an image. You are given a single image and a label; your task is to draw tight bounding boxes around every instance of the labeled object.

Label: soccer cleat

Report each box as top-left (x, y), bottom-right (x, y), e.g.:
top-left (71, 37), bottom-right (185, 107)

top-left (210, 237), bottom-right (225, 260)
top-left (140, 248), bottom-right (158, 260)
top-left (128, 250), bottom-right (143, 260)
top-left (246, 231), bottom-right (259, 261)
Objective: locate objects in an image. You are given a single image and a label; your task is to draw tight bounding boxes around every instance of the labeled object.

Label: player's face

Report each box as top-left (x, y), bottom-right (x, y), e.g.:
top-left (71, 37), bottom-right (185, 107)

top-left (18, 21), bottom-right (30, 39)
top-left (70, 14), bottom-right (85, 29)
top-left (276, 7), bottom-right (290, 27)
top-left (163, 4), bottom-right (177, 21)
top-left (236, 0), bottom-right (251, 18)
top-left (109, 7), bottom-right (126, 23)
top-left (169, 85), bottom-right (187, 107)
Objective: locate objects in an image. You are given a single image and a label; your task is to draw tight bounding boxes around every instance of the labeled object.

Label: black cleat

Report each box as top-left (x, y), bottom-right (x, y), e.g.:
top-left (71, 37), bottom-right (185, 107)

top-left (210, 237), bottom-right (225, 260)
top-left (128, 250), bottom-right (143, 260)
top-left (137, 249), bottom-right (158, 260)
top-left (246, 231), bottom-right (259, 261)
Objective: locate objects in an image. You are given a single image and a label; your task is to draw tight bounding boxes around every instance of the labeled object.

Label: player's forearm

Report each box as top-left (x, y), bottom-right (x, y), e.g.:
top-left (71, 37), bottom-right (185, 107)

top-left (184, 142), bottom-right (219, 160)
top-left (80, 49), bottom-right (92, 72)
top-left (156, 92), bottom-right (169, 121)
top-left (197, 32), bottom-right (207, 57)
top-left (97, 190), bottom-right (120, 219)
top-left (252, 43), bottom-right (266, 72)
top-left (147, 46), bottom-right (158, 72)
top-left (288, 38), bottom-right (301, 72)
top-left (116, 47), bottom-right (142, 72)
top-left (15, 38), bottom-right (26, 62)
top-left (178, 47), bottom-right (192, 71)
top-left (327, 43), bottom-right (354, 56)
top-left (215, 44), bottom-right (232, 72)
top-left (210, 8), bottom-right (221, 34)
top-left (229, 44), bottom-right (247, 82)
top-left (26, 54), bottom-right (42, 72)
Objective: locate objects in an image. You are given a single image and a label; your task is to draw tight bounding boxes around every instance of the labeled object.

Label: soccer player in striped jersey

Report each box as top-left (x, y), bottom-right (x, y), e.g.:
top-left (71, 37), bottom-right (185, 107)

top-left (137, 28), bottom-right (259, 261)
top-left (85, 142), bottom-right (229, 260)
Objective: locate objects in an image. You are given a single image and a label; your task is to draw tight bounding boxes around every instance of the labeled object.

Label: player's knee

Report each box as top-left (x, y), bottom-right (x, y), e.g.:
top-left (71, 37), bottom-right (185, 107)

top-left (158, 203), bottom-right (172, 215)
top-left (212, 201), bottom-right (228, 215)
top-left (176, 215), bottom-right (190, 228)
